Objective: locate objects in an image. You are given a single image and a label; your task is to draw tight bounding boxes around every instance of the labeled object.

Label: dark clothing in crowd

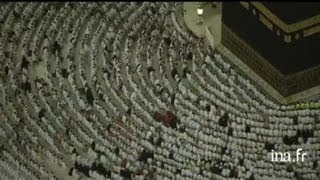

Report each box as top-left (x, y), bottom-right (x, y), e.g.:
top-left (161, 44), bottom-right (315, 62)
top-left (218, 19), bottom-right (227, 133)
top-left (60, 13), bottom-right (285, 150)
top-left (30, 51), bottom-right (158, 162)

top-left (91, 162), bottom-right (111, 178)
top-left (187, 52), bottom-right (193, 61)
top-left (286, 164), bottom-right (293, 172)
top-left (0, 145), bottom-right (4, 152)
top-left (23, 80), bottom-right (31, 92)
top-left (4, 66), bottom-right (9, 75)
top-left (114, 147), bottom-right (120, 155)
top-left (4, 51), bottom-right (10, 58)
top-left (120, 159), bottom-right (127, 169)
top-left (221, 147), bottom-right (227, 155)
top-left (264, 142), bottom-right (274, 151)
top-left (126, 108), bottom-right (132, 115)
top-left (155, 136), bottom-right (162, 146)
top-left (72, 149), bottom-right (77, 155)
top-left (171, 68), bottom-right (178, 79)
top-left (239, 158), bottom-right (244, 166)
top-left (297, 129), bottom-right (314, 143)
top-left (74, 162), bottom-right (90, 177)
top-left (61, 69), bottom-right (69, 78)
top-left (107, 124), bottom-right (112, 132)
top-left (21, 56), bottom-right (29, 70)
top-left (68, 168), bottom-right (74, 176)
top-left (245, 125), bottom-right (250, 133)
top-left (205, 104), bottom-right (210, 112)
top-left (178, 126), bottom-right (185, 133)
top-left (293, 117), bottom-right (298, 125)
top-left (228, 127), bottom-right (233, 136)
top-left (73, 161), bottom-right (111, 178)
top-left (169, 152), bottom-right (173, 159)
top-left (283, 135), bottom-right (298, 145)
top-left (28, 50), bottom-right (32, 57)
top-left (164, 37), bottom-right (171, 46)
top-left (154, 111), bottom-right (178, 128)
top-left (218, 114), bottom-right (228, 127)
top-left (38, 109), bottom-right (45, 119)
top-left (170, 94), bottom-right (175, 105)
top-left (103, 68), bottom-right (110, 78)
top-left (120, 169), bottom-right (132, 180)
top-left (65, 128), bottom-right (70, 136)
top-left (248, 174), bottom-right (255, 180)
top-left (147, 67), bottom-right (155, 74)
top-left (91, 141), bottom-right (96, 150)
top-left (8, 30), bottom-right (15, 38)
top-left (86, 88), bottom-right (94, 105)
top-left (98, 93), bottom-right (104, 101)
top-left (78, 88), bottom-right (85, 95)
top-left (294, 172), bottom-right (302, 180)
top-left (211, 165), bottom-right (222, 174)
top-left (313, 160), bottom-right (318, 169)
top-left (283, 128), bottom-right (313, 145)
top-left (230, 167), bottom-right (239, 178)
top-left (53, 41), bottom-right (61, 53)
top-left (138, 149), bottom-right (154, 163)
top-left (182, 68), bottom-right (190, 78)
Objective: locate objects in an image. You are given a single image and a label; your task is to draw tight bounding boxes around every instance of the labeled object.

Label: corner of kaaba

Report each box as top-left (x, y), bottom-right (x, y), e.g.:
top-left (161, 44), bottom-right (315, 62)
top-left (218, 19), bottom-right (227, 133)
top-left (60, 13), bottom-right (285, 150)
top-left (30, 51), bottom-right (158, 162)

top-left (221, 2), bottom-right (320, 97)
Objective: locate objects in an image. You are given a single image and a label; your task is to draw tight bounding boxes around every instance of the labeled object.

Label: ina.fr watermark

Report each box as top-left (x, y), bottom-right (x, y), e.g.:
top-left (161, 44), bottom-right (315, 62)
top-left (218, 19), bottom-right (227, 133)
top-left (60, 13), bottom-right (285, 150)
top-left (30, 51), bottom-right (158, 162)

top-left (270, 148), bottom-right (307, 162)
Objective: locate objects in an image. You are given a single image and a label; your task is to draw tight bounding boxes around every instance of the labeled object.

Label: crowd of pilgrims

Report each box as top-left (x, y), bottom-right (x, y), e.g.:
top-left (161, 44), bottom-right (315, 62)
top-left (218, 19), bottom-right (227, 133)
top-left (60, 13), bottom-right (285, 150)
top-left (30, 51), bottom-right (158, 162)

top-left (0, 2), bottom-right (319, 180)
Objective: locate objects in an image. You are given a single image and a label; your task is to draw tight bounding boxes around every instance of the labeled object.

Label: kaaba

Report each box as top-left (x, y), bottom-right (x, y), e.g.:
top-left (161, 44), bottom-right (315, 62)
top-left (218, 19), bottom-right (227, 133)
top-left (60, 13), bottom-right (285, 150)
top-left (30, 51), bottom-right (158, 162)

top-left (221, 2), bottom-right (320, 96)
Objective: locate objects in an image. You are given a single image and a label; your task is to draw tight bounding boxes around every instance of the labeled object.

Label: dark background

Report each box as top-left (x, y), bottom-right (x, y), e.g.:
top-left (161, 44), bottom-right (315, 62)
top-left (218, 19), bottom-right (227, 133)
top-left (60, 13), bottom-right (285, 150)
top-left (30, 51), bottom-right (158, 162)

top-left (262, 2), bottom-right (320, 24)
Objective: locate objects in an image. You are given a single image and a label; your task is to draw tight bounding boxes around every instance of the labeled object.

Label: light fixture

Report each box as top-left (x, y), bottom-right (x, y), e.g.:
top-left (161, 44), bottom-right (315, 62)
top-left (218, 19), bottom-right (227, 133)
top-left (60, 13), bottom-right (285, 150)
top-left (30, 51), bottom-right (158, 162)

top-left (197, 8), bottom-right (203, 15)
